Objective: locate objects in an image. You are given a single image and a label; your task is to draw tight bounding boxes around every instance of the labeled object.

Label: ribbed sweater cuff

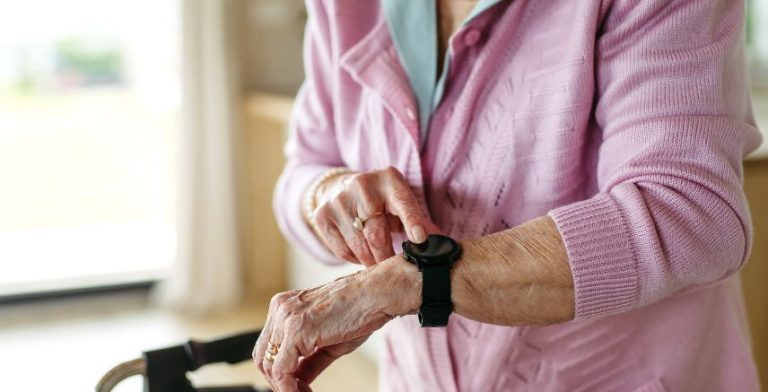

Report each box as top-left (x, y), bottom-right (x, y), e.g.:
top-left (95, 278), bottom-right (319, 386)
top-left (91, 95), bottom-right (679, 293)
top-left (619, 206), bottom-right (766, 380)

top-left (548, 193), bottom-right (639, 319)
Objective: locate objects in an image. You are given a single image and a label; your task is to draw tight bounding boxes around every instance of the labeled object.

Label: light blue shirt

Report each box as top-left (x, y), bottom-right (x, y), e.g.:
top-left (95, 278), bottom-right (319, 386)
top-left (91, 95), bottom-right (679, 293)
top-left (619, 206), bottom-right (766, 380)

top-left (381, 0), bottom-right (504, 140)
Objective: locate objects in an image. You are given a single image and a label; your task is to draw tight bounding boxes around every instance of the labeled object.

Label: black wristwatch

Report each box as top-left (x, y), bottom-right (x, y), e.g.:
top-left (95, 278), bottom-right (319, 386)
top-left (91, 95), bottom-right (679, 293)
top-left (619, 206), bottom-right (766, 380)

top-left (402, 234), bottom-right (462, 327)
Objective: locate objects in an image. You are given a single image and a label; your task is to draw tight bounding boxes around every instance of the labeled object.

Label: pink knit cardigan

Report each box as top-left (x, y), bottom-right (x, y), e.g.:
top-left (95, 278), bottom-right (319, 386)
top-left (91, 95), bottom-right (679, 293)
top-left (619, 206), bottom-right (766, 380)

top-left (273, 0), bottom-right (764, 390)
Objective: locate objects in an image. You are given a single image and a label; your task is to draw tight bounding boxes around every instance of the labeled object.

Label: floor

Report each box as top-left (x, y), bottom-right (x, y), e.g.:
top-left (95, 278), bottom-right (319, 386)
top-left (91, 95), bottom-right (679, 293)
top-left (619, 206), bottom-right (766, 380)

top-left (0, 289), bottom-right (377, 391)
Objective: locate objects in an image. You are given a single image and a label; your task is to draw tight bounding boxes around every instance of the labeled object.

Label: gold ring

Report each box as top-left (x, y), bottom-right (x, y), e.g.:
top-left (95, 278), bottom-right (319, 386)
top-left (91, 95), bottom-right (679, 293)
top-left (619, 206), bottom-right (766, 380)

top-left (268, 342), bottom-right (280, 355)
top-left (353, 212), bottom-right (383, 231)
top-left (264, 351), bottom-right (276, 363)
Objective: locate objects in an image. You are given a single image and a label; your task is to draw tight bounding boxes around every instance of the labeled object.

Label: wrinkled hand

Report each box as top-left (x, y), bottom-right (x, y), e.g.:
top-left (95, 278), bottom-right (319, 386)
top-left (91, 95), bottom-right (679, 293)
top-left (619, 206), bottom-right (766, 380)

top-left (253, 257), bottom-right (419, 391)
top-left (308, 167), bottom-right (434, 266)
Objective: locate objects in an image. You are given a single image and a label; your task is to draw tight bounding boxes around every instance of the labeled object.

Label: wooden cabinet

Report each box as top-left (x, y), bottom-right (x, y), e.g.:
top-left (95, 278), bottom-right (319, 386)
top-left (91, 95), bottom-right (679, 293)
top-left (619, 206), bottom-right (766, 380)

top-left (241, 93), bottom-right (294, 298)
top-left (743, 159), bottom-right (768, 387)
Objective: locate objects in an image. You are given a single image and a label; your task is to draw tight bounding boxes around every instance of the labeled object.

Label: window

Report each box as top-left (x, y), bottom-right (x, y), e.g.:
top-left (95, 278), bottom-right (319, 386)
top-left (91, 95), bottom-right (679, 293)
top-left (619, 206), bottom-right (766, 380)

top-left (748, 0), bottom-right (768, 87)
top-left (747, 0), bottom-right (768, 159)
top-left (0, 0), bottom-right (180, 296)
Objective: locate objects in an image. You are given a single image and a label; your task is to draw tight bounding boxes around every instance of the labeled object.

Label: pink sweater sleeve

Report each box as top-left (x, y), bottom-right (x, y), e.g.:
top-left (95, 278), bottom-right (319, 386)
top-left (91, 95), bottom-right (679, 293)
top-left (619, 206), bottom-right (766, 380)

top-left (273, 0), bottom-right (344, 265)
top-left (548, 0), bottom-right (763, 319)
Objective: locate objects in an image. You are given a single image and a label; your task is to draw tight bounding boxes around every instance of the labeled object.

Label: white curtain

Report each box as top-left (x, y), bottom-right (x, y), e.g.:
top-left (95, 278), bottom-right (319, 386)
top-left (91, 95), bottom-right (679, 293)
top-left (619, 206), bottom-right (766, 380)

top-left (153, 0), bottom-right (245, 315)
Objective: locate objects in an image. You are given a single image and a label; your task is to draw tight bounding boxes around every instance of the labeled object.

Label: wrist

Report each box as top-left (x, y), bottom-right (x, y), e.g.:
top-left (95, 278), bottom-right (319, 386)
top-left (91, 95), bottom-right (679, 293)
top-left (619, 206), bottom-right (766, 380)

top-left (302, 167), bottom-right (355, 225)
top-left (365, 254), bottom-right (421, 317)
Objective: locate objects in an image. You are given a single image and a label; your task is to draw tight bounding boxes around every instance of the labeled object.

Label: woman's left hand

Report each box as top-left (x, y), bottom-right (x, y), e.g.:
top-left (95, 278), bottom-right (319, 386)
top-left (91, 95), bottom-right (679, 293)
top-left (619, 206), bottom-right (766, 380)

top-left (252, 257), bottom-right (419, 391)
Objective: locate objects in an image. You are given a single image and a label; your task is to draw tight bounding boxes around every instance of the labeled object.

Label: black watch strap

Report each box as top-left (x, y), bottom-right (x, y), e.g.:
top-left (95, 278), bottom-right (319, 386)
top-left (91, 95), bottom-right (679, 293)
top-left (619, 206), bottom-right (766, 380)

top-left (419, 265), bottom-right (453, 327)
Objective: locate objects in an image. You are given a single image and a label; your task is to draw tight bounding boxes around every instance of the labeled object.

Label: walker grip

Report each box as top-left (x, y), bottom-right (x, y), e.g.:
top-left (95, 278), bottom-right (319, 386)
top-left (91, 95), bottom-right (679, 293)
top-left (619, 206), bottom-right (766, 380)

top-left (184, 330), bottom-right (262, 370)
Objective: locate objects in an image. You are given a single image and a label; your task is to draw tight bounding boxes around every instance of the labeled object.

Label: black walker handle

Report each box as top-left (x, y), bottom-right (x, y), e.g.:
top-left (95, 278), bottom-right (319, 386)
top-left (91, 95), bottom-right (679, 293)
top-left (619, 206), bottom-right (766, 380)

top-left (142, 329), bottom-right (266, 392)
top-left (184, 330), bottom-right (262, 370)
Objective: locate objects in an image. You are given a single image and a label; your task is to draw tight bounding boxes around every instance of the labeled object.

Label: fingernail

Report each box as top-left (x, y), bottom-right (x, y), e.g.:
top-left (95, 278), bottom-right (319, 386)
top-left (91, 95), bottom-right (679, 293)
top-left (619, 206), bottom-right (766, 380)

top-left (411, 225), bottom-right (427, 243)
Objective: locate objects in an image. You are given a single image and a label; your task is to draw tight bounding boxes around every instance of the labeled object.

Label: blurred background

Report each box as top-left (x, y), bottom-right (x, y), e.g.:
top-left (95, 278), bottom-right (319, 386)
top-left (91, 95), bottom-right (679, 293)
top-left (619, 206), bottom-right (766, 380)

top-left (0, 0), bottom-right (766, 390)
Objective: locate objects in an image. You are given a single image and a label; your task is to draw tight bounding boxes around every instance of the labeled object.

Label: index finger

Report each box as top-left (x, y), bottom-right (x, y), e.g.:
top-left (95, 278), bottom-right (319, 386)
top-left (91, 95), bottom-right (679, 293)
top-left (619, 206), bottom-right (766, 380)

top-left (273, 338), bottom-right (302, 392)
top-left (381, 174), bottom-right (429, 243)
top-left (294, 348), bottom-right (339, 385)
top-left (253, 293), bottom-right (282, 374)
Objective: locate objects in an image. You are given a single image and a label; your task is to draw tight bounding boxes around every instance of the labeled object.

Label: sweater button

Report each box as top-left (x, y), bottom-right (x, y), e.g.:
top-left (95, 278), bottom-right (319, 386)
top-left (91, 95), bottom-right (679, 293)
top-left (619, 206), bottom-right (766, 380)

top-left (464, 29), bottom-right (481, 46)
top-left (405, 107), bottom-right (417, 122)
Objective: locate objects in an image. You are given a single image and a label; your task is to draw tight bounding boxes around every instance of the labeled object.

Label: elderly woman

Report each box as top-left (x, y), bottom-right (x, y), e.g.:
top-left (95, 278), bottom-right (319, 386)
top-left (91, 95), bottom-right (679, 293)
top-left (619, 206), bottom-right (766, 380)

top-left (254, 0), bottom-right (763, 391)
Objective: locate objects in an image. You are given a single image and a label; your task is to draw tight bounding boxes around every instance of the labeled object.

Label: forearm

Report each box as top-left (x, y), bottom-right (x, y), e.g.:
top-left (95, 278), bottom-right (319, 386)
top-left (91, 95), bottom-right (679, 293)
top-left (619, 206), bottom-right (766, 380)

top-left (452, 216), bottom-right (574, 325)
top-left (374, 215), bottom-right (575, 326)
top-left (255, 217), bottom-right (573, 389)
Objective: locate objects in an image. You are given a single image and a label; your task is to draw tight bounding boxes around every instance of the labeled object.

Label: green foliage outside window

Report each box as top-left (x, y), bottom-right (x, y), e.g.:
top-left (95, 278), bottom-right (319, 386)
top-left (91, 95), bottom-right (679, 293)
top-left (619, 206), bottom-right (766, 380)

top-left (54, 37), bottom-right (124, 85)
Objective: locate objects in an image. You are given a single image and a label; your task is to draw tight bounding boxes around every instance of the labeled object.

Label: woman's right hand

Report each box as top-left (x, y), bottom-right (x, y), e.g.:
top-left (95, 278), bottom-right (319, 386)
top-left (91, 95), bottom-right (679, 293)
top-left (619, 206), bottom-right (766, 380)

top-left (304, 166), bottom-right (432, 266)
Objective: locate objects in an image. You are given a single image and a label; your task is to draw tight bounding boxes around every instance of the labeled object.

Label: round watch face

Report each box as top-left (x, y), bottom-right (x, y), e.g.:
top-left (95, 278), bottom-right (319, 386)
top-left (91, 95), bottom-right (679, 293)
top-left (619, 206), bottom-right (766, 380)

top-left (403, 234), bottom-right (461, 265)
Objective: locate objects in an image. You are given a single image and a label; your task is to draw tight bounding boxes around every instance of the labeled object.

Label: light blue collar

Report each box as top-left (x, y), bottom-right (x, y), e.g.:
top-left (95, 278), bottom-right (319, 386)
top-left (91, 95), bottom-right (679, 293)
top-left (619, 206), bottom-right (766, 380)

top-left (382, 0), bottom-right (504, 139)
